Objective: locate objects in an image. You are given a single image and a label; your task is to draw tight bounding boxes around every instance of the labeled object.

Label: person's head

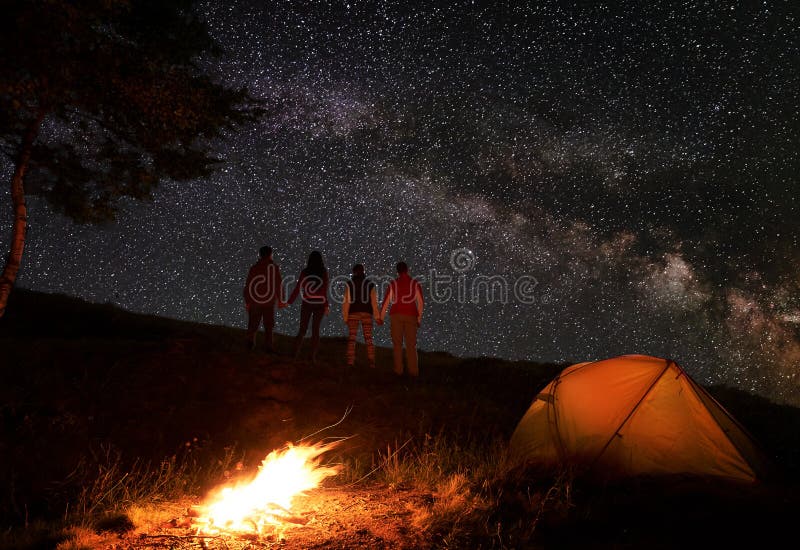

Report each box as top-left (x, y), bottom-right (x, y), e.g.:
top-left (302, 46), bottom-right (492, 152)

top-left (352, 264), bottom-right (365, 277)
top-left (396, 261), bottom-right (408, 274)
top-left (306, 250), bottom-right (326, 276)
top-left (259, 245), bottom-right (272, 259)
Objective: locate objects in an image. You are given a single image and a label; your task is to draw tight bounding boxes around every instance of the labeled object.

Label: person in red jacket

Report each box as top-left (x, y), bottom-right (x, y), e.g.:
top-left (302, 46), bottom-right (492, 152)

top-left (243, 245), bottom-right (284, 353)
top-left (287, 250), bottom-right (329, 364)
top-left (379, 261), bottom-right (424, 377)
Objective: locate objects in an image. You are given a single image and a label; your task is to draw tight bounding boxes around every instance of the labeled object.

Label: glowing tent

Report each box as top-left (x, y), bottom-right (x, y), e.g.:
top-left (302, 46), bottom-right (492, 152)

top-left (509, 354), bottom-right (768, 482)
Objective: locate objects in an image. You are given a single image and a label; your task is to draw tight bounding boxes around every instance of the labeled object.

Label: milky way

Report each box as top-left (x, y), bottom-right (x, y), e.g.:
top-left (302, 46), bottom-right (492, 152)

top-left (3, 1), bottom-right (799, 404)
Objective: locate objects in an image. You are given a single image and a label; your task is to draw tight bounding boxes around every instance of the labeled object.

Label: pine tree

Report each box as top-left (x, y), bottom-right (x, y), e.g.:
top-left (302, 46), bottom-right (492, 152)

top-left (0, 0), bottom-right (264, 316)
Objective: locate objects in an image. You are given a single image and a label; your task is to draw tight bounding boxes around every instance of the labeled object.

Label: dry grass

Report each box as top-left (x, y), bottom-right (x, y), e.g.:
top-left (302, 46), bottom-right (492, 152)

top-left (2, 289), bottom-right (799, 549)
top-left (411, 473), bottom-right (484, 544)
top-left (0, 445), bottom-right (243, 549)
top-left (53, 527), bottom-right (105, 550)
top-left (62, 444), bottom-right (241, 526)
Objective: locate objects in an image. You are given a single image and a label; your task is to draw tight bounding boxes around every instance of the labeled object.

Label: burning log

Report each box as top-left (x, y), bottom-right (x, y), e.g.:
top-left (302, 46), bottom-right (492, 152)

top-left (193, 441), bottom-right (341, 537)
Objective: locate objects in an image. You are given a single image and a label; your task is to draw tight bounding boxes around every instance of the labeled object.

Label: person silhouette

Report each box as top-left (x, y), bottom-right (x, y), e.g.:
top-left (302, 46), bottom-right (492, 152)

top-left (379, 261), bottom-right (424, 378)
top-left (243, 245), bottom-right (284, 353)
top-left (286, 250), bottom-right (329, 364)
top-left (343, 263), bottom-right (380, 370)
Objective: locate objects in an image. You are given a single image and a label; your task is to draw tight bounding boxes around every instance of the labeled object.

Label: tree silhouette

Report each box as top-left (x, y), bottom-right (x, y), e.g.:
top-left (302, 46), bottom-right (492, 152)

top-left (0, 0), bottom-right (264, 316)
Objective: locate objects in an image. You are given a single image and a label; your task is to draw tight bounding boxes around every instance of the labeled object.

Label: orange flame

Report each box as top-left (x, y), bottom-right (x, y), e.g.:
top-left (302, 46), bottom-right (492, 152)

top-left (195, 442), bottom-right (340, 535)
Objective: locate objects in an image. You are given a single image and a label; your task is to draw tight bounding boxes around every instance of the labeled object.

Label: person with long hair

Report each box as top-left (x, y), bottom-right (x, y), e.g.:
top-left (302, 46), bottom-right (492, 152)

top-left (287, 250), bottom-right (329, 364)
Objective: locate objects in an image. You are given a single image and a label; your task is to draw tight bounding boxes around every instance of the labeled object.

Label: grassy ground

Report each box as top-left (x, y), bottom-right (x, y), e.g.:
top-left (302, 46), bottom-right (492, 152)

top-left (1, 288), bottom-right (799, 549)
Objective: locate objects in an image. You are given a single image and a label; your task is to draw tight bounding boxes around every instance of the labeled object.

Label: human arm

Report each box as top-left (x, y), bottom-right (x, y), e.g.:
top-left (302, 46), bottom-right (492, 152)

top-left (243, 266), bottom-right (254, 309)
top-left (287, 272), bottom-right (303, 305)
top-left (370, 286), bottom-right (383, 325)
top-left (379, 285), bottom-right (393, 322)
top-left (276, 265), bottom-right (287, 307)
top-left (415, 281), bottom-right (424, 326)
top-left (323, 273), bottom-right (330, 314)
top-left (370, 287), bottom-right (380, 318)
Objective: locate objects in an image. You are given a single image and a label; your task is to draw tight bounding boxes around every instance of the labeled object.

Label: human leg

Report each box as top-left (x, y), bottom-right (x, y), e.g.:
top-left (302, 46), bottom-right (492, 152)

top-left (310, 305), bottom-right (323, 362)
top-left (361, 315), bottom-right (375, 368)
top-left (262, 301), bottom-right (276, 352)
top-left (404, 318), bottom-right (419, 377)
top-left (293, 303), bottom-right (312, 358)
top-left (246, 305), bottom-right (262, 350)
top-left (346, 316), bottom-right (360, 366)
top-left (390, 315), bottom-right (404, 375)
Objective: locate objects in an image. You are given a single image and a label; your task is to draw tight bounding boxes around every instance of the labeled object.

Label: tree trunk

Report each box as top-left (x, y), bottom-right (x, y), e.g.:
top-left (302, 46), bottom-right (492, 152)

top-left (0, 109), bottom-right (46, 318)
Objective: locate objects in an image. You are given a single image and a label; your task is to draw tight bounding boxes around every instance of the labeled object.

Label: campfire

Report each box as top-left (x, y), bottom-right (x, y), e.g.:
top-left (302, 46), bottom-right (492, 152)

top-left (193, 441), bottom-right (341, 536)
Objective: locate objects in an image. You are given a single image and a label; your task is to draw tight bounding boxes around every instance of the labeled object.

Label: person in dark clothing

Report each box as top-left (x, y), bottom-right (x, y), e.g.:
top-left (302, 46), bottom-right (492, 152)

top-left (243, 245), bottom-right (284, 353)
top-left (342, 264), bottom-right (381, 369)
top-left (287, 250), bottom-right (329, 364)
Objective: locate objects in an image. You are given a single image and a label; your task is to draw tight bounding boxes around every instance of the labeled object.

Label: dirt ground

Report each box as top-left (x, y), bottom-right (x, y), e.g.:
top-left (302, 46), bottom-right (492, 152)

top-left (3, 290), bottom-right (800, 550)
top-left (86, 486), bottom-right (434, 549)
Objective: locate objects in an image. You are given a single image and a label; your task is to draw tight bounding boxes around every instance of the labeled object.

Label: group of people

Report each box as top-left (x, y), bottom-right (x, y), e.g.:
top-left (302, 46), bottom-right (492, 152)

top-left (243, 246), bottom-right (424, 378)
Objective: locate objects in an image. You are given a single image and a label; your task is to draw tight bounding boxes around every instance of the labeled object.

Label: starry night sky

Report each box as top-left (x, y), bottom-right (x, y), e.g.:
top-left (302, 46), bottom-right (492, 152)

top-left (3, 1), bottom-right (799, 404)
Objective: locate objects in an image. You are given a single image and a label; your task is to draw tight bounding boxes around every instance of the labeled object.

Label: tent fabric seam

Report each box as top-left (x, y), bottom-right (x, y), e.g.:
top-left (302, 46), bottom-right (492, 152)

top-left (589, 358), bottom-right (673, 471)
top-left (682, 373), bottom-right (767, 479)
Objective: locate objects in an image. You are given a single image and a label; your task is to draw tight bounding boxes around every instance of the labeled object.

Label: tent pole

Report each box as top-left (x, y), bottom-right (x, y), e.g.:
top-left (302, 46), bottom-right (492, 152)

top-left (588, 359), bottom-right (673, 472)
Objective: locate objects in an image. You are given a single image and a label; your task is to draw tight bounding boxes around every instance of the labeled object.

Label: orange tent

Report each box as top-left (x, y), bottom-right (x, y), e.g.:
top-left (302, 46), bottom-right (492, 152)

top-left (509, 354), bottom-right (769, 482)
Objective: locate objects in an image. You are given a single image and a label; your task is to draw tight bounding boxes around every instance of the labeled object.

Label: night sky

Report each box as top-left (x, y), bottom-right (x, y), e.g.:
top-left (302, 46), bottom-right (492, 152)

top-left (3, 1), bottom-right (799, 405)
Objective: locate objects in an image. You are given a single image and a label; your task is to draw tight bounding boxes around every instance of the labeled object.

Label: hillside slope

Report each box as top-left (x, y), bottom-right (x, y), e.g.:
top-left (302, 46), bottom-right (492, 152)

top-left (1, 288), bottom-right (799, 548)
top-left (0, 289), bottom-right (559, 512)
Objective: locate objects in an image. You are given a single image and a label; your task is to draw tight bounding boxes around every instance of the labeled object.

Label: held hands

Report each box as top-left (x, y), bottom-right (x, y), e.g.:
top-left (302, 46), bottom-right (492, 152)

top-left (324, 305), bottom-right (330, 316)
top-left (278, 301), bottom-right (288, 309)
top-left (376, 317), bottom-right (384, 326)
